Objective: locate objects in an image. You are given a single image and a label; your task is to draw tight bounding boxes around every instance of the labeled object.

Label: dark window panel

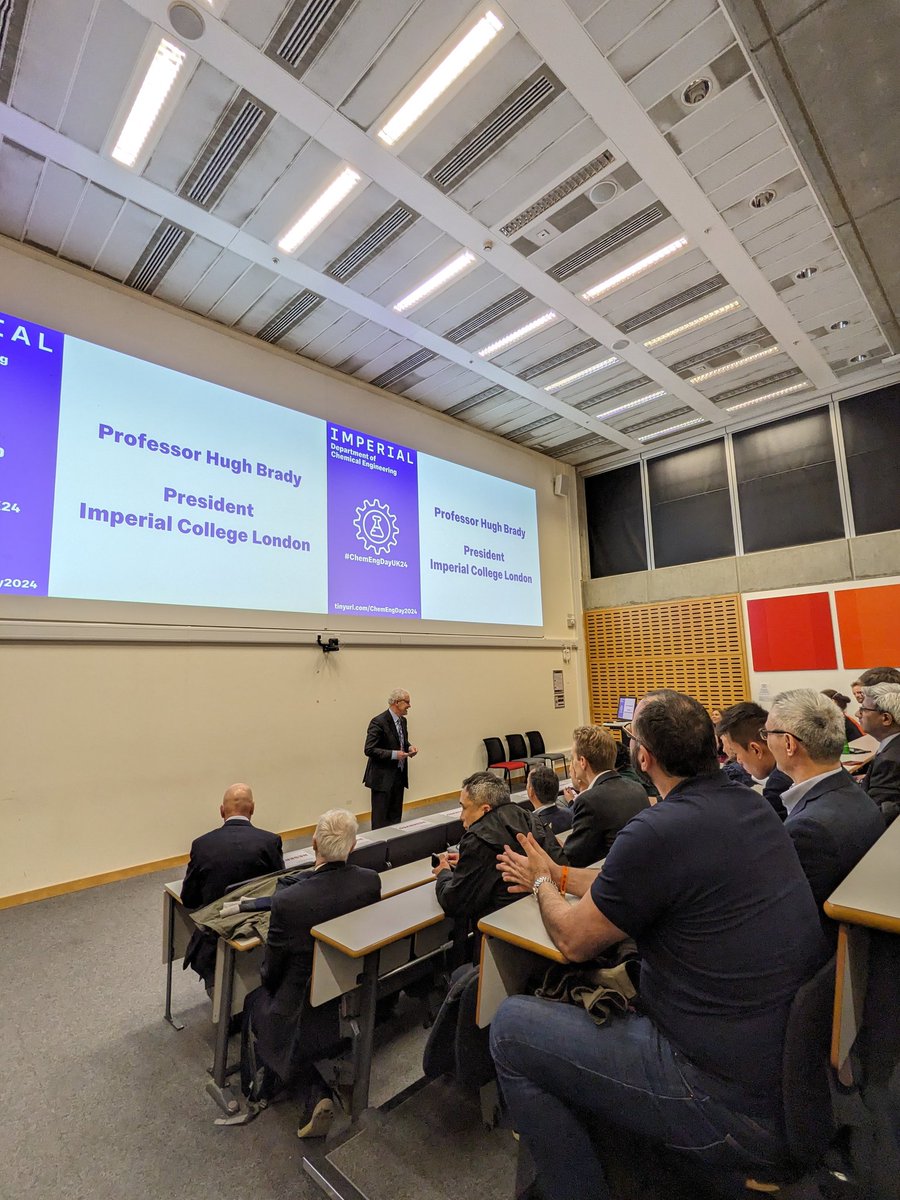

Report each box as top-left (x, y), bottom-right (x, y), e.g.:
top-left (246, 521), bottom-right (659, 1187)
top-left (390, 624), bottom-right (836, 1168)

top-left (840, 383), bottom-right (900, 535)
top-left (584, 464), bottom-right (647, 577)
top-left (647, 441), bottom-right (734, 567)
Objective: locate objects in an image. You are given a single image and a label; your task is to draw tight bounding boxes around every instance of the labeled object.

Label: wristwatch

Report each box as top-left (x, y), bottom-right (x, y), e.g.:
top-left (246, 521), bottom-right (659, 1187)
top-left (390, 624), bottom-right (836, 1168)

top-left (532, 874), bottom-right (553, 897)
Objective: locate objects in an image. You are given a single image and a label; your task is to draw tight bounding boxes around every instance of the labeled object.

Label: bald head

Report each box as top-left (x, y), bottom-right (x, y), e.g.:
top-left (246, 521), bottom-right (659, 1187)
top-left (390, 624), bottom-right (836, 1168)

top-left (221, 783), bottom-right (254, 820)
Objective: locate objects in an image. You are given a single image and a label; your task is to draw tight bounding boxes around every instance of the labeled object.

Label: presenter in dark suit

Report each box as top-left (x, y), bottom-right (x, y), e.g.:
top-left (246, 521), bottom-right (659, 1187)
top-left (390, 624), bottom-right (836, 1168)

top-left (562, 725), bottom-right (649, 868)
top-left (764, 690), bottom-right (884, 935)
top-left (181, 783), bottom-right (284, 986)
top-left (363, 688), bottom-right (418, 829)
top-left (857, 683), bottom-right (900, 825)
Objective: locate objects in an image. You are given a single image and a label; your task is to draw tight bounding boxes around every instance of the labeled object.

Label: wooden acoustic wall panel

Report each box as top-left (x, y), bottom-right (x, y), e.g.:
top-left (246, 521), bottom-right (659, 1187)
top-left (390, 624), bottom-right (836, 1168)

top-left (746, 592), bottom-right (837, 671)
top-left (584, 594), bottom-right (749, 724)
top-left (834, 584), bottom-right (900, 668)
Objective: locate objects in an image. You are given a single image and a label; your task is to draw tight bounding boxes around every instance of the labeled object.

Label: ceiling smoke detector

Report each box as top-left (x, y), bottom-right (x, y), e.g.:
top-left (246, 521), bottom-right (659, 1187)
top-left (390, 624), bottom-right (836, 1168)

top-left (612, 339), bottom-right (630, 351)
top-left (829, 319), bottom-right (850, 330)
top-left (682, 78), bottom-right (711, 106)
top-left (849, 353), bottom-right (869, 363)
top-left (588, 179), bottom-right (618, 207)
top-left (168, 3), bottom-right (205, 39)
top-left (750, 189), bottom-right (776, 209)
top-left (795, 266), bottom-right (817, 281)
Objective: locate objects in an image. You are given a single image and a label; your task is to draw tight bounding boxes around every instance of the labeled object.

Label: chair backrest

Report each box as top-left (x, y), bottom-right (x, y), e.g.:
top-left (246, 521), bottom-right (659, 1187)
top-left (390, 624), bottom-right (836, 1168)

top-left (506, 733), bottom-right (529, 761)
top-left (483, 736), bottom-right (508, 767)
top-left (386, 824), bottom-right (448, 867)
top-left (781, 955), bottom-right (837, 1165)
top-left (347, 841), bottom-right (389, 872)
top-left (525, 730), bottom-right (546, 757)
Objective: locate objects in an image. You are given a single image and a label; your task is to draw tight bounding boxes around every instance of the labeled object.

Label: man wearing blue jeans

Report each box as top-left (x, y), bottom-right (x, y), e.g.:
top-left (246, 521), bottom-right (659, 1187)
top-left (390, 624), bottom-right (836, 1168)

top-left (492, 690), bottom-right (828, 1200)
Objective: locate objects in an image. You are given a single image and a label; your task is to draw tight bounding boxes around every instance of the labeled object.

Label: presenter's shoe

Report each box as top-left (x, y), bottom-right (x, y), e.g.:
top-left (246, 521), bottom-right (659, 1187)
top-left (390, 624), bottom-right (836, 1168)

top-left (297, 1096), bottom-right (335, 1139)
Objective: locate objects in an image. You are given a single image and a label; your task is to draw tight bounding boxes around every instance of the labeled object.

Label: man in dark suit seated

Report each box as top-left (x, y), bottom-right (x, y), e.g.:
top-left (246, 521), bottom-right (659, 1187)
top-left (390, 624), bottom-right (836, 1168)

top-left (857, 683), bottom-right (900, 825)
top-left (562, 725), bottom-right (649, 868)
top-left (527, 764), bottom-right (573, 836)
top-left (716, 702), bottom-right (793, 820)
top-left (181, 783), bottom-right (284, 986)
top-left (764, 689), bottom-right (884, 936)
top-left (245, 808), bottom-right (380, 1138)
top-left (363, 687), bottom-right (418, 829)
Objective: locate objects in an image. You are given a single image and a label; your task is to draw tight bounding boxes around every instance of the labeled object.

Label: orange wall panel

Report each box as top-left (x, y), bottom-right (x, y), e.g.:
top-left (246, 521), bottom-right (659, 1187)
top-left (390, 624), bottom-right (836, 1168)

top-left (835, 585), bottom-right (900, 668)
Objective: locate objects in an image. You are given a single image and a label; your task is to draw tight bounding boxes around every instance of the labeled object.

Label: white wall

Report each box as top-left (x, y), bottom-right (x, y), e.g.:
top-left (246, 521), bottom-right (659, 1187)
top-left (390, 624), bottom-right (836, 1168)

top-left (0, 242), bottom-right (584, 899)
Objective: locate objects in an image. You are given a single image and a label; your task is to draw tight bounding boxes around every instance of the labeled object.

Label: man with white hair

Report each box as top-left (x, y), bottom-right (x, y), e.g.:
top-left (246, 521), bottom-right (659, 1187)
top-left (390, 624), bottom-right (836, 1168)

top-left (363, 687), bottom-right (419, 828)
top-left (857, 683), bottom-right (900, 825)
top-left (763, 689), bottom-right (884, 925)
top-left (247, 808), bottom-right (380, 1137)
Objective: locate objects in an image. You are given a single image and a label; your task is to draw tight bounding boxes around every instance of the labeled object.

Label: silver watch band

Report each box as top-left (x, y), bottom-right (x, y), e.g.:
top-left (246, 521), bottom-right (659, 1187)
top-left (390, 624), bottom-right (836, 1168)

top-left (532, 874), bottom-right (552, 897)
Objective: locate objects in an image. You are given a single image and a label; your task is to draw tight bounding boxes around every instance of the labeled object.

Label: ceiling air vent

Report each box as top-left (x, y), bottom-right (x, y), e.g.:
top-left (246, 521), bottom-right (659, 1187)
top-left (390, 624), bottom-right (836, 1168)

top-left (713, 369), bottom-right (801, 404)
top-left (508, 414), bottom-right (561, 440)
top-left (499, 150), bottom-right (615, 238)
top-left (519, 339), bottom-right (599, 381)
top-left (446, 385), bottom-right (507, 418)
top-left (548, 434), bottom-right (605, 458)
top-left (576, 376), bottom-right (651, 412)
top-left (265, 0), bottom-right (357, 78)
top-left (370, 349), bottom-right (437, 391)
top-left (622, 406), bottom-right (692, 436)
top-left (672, 329), bottom-right (770, 375)
top-left (257, 291), bottom-right (323, 344)
top-left (428, 68), bottom-right (563, 192)
top-left (180, 91), bottom-right (274, 209)
top-left (548, 202), bottom-right (668, 282)
top-left (444, 288), bottom-right (530, 344)
top-left (125, 222), bottom-right (189, 293)
top-left (0, 0), bottom-right (29, 105)
top-left (618, 276), bottom-right (727, 334)
top-left (327, 203), bottom-right (417, 282)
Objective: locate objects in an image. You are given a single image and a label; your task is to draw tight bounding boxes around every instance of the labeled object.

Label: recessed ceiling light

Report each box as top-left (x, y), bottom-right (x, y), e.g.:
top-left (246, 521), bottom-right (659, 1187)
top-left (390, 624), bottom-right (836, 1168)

top-left (168, 3), bottom-right (205, 39)
top-left (638, 417), bottom-right (705, 442)
top-left (682, 78), bottom-right (711, 105)
top-left (794, 266), bottom-right (817, 280)
top-left (829, 319), bottom-right (850, 331)
top-left (595, 390), bottom-right (666, 420)
top-left (750, 189), bottom-right (776, 209)
top-left (393, 249), bottom-right (478, 314)
top-left (111, 38), bottom-right (187, 167)
top-left (642, 299), bottom-right (743, 349)
top-left (545, 356), bottom-right (617, 392)
top-left (278, 166), bottom-right (362, 253)
top-left (690, 344), bottom-right (779, 383)
top-left (477, 310), bottom-right (557, 358)
top-left (612, 339), bottom-right (630, 351)
top-left (588, 180), bottom-right (618, 207)
top-left (581, 236), bottom-right (689, 303)
top-left (725, 381), bottom-right (812, 411)
top-left (849, 353), bottom-right (869, 364)
top-left (377, 10), bottom-right (504, 147)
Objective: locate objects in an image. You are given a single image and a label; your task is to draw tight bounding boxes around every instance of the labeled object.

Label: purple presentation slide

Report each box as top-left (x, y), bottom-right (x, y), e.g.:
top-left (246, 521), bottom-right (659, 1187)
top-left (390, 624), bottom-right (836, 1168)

top-left (326, 422), bottom-right (421, 618)
top-left (0, 311), bottom-right (65, 595)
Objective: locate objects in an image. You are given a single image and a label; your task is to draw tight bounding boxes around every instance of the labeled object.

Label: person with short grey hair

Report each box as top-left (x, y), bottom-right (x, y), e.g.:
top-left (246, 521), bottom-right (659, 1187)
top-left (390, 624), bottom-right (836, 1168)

top-left (313, 808), bottom-right (360, 862)
top-left (763, 689), bottom-right (884, 932)
top-left (363, 687), bottom-right (418, 828)
top-left (858, 683), bottom-right (900, 825)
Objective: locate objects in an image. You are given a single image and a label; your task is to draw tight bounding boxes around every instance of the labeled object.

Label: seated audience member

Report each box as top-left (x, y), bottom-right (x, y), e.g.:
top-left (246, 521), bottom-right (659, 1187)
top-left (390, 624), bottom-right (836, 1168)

top-left (851, 679), bottom-right (864, 705)
top-left (490, 690), bottom-right (828, 1200)
top-left (859, 666), bottom-right (900, 686)
top-left (710, 706), bottom-right (725, 759)
top-left (245, 808), bottom-right (380, 1137)
top-left (858, 683), bottom-right (900, 825)
top-left (716, 702), bottom-right (792, 820)
top-left (562, 725), bottom-right (649, 867)
top-left (764, 690), bottom-right (884, 924)
top-left (527, 764), bottom-right (573, 835)
top-left (822, 688), bottom-right (863, 744)
top-left (181, 783), bottom-right (284, 986)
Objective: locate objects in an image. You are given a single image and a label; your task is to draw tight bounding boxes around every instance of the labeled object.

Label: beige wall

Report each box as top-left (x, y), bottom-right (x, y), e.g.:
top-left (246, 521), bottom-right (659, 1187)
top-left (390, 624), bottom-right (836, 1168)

top-left (0, 242), bottom-right (583, 899)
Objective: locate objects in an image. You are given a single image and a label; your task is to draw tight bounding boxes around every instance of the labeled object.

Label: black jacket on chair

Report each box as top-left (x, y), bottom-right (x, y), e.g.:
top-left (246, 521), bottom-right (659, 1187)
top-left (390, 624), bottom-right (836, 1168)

top-left (180, 819), bottom-right (284, 910)
top-left (562, 771), bottom-right (651, 867)
top-left (254, 861), bottom-right (381, 1083)
top-left (363, 708), bottom-right (409, 793)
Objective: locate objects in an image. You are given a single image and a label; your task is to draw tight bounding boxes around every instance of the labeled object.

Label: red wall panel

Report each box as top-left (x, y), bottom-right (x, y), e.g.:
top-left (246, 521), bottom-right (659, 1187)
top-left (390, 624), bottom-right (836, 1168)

top-left (747, 592), bottom-right (837, 671)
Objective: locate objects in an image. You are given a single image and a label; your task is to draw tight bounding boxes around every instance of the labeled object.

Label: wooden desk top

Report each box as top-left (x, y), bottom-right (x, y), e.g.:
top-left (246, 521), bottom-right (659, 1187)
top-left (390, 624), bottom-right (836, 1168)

top-left (311, 881), bottom-right (445, 958)
top-left (824, 816), bottom-right (900, 933)
top-left (478, 894), bottom-right (578, 965)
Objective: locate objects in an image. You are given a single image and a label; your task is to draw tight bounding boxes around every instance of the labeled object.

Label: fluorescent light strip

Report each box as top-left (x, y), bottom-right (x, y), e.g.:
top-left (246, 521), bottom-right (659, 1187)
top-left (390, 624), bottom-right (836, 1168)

top-left (278, 167), bottom-right (362, 253)
top-left (725, 381), bottom-right (812, 412)
top-left (689, 344), bottom-right (779, 383)
top-left (545, 356), bottom-right (618, 392)
top-left (642, 300), bottom-right (743, 349)
top-left (378, 11), bottom-right (504, 146)
top-left (595, 389), bottom-right (665, 421)
top-left (638, 417), bottom-right (705, 443)
top-left (393, 250), bottom-right (477, 314)
top-left (581, 236), bottom-right (689, 303)
top-left (112, 39), bottom-right (186, 167)
top-left (477, 311), bottom-right (558, 358)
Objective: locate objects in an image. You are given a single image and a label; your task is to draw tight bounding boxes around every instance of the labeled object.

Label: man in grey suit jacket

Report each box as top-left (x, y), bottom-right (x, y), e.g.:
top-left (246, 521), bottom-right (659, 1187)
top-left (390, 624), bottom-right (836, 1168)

top-left (363, 688), bottom-right (418, 828)
top-left (857, 683), bottom-right (900, 825)
top-left (562, 725), bottom-right (650, 868)
top-left (764, 689), bottom-right (884, 937)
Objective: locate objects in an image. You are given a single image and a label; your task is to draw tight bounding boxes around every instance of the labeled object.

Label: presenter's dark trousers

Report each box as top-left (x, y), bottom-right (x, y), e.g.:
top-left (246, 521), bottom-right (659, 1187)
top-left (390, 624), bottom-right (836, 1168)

top-left (370, 774), bottom-right (405, 828)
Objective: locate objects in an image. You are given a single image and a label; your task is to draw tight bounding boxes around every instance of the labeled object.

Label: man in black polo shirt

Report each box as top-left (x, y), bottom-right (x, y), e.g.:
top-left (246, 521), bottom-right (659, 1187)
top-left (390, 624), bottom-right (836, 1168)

top-left (491, 690), bottom-right (827, 1200)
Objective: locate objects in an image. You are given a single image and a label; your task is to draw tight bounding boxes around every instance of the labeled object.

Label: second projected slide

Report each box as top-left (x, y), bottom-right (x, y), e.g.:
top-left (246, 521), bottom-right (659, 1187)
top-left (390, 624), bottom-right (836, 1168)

top-left (0, 310), bottom-right (542, 625)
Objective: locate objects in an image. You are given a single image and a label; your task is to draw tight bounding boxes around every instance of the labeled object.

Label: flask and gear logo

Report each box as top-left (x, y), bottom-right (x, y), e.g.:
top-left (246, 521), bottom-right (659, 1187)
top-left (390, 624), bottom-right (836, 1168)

top-left (353, 499), bottom-right (399, 555)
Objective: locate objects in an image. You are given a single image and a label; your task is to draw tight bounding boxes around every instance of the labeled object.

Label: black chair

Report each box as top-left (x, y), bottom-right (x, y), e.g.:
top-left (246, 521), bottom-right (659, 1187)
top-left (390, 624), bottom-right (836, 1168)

top-left (386, 824), bottom-right (448, 867)
top-left (525, 730), bottom-right (568, 774)
top-left (506, 733), bottom-right (536, 779)
top-left (347, 841), bottom-right (389, 872)
top-left (483, 736), bottom-right (527, 785)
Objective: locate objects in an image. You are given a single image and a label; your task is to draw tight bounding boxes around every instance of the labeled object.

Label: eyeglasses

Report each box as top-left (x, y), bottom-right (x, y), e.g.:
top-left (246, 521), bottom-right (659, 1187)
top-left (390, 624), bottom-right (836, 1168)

top-left (758, 727), bottom-right (800, 743)
top-left (857, 706), bottom-right (881, 714)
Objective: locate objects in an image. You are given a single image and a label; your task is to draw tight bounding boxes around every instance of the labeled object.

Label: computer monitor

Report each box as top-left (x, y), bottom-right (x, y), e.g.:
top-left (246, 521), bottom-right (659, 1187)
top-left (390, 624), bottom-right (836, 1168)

top-left (616, 696), bottom-right (636, 721)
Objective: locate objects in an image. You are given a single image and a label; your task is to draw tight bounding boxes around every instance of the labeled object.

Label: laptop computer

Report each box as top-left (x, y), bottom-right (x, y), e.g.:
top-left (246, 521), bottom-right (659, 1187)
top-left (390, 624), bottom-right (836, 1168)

top-left (606, 696), bottom-right (636, 727)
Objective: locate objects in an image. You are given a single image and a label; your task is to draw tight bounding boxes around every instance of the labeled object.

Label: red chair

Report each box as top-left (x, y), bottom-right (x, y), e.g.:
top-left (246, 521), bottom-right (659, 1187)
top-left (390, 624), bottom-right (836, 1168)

top-left (483, 737), bottom-right (527, 784)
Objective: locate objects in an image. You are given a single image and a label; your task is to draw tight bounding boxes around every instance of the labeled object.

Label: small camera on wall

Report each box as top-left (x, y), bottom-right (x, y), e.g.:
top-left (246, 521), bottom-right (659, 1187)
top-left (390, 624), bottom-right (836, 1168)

top-left (317, 635), bottom-right (340, 653)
